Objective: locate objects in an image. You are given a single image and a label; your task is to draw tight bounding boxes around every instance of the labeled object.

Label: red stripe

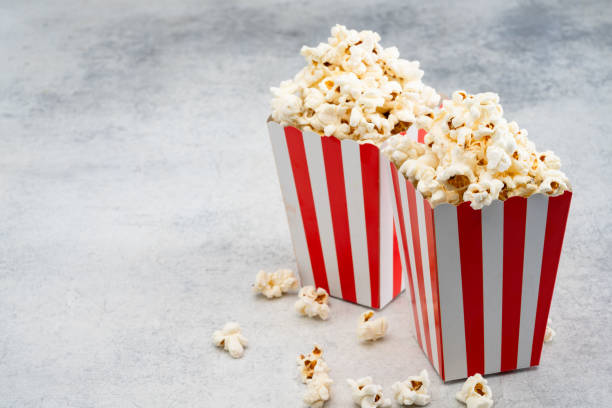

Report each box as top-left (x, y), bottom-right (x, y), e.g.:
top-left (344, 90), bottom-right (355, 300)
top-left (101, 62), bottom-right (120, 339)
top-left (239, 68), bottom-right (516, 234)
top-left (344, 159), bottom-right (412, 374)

top-left (359, 143), bottom-right (381, 308)
top-left (456, 202), bottom-right (485, 376)
top-left (321, 136), bottom-right (355, 301)
top-left (500, 197), bottom-right (527, 372)
top-left (389, 163), bottom-right (423, 349)
top-left (392, 224), bottom-right (402, 298)
top-left (423, 199), bottom-right (445, 380)
top-left (530, 192), bottom-right (572, 365)
top-left (285, 127), bottom-right (329, 292)
top-left (405, 179), bottom-right (433, 362)
top-left (417, 129), bottom-right (427, 144)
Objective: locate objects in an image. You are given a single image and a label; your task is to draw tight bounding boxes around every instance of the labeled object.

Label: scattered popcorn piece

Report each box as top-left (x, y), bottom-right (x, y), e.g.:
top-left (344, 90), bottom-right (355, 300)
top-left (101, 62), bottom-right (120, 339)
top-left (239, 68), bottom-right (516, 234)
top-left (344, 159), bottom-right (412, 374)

top-left (544, 318), bottom-right (556, 342)
top-left (391, 369), bottom-right (431, 406)
top-left (393, 90), bottom-right (571, 209)
top-left (297, 345), bottom-right (329, 383)
top-left (455, 373), bottom-right (493, 408)
top-left (347, 377), bottom-right (391, 408)
top-left (357, 311), bottom-right (388, 342)
top-left (298, 345), bottom-right (333, 408)
top-left (271, 25), bottom-right (440, 145)
top-left (212, 322), bottom-right (248, 358)
top-left (304, 373), bottom-right (333, 408)
top-left (253, 269), bottom-right (299, 298)
top-left (295, 286), bottom-right (330, 320)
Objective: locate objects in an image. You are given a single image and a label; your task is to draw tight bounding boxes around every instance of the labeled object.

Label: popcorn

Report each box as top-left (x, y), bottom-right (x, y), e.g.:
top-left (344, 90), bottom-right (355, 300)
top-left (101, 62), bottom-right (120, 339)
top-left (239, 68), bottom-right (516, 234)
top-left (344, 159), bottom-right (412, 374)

top-left (357, 311), bottom-right (388, 342)
top-left (253, 269), bottom-right (299, 298)
top-left (455, 373), bottom-right (494, 408)
top-left (392, 90), bottom-right (571, 209)
top-left (295, 286), bottom-right (330, 320)
top-left (298, 346), bottom-right (333, 408)
top-left (297, 345), bottom-right (329, 383)
top-left (347, 377), bottom-right (392, 408)
top-left (544, 318), bottom-right (556, 342)
top-left (391, 369), bottom-right (431, 406)
top-left (212, 322), bottom-right (248, 358)
top-left (304, 373), bottom-right (333, 408)
top-left (270, 25), bottom-right (440, 145)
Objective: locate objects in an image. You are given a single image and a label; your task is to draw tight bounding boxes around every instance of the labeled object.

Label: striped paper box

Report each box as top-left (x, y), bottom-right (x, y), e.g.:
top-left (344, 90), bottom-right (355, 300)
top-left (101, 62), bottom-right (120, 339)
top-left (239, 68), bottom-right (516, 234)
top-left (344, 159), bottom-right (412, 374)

top-left (267, 120), bottom-right (410, 309)
top-left (390, 165), bottom-right (572, 381)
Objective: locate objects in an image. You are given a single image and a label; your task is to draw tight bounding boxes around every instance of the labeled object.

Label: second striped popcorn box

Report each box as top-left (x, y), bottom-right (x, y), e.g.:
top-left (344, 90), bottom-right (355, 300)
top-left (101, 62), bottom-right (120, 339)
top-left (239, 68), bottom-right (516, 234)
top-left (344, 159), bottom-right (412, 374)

top-left (268, 121), bottom-right (410, 309)
top-left (389, 166), bottom-right (572, 381)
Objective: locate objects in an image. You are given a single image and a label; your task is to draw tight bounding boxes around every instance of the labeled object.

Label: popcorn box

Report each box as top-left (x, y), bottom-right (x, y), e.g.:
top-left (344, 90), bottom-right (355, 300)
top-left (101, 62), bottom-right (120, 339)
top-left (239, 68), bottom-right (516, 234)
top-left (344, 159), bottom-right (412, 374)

top-left (267, 120), bottom-right (412, 309)
top-left (389, 160), bottom-right (572, 381)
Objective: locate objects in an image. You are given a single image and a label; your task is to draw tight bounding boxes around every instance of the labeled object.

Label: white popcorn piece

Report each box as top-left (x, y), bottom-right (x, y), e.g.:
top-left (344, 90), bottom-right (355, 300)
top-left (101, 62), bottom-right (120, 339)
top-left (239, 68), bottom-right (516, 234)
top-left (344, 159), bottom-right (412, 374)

top-left (347, 377), bottom-right (391, 408)
top-left (298, 345), bottom-right (333, 408)
top-left (455, 373), bottom-right (494, 408)
top-left (544, 318), bottom-right (555, 342)
top-left (392, 90), bottom-right (570, 208)
top-left (295, 286), bottom-right (330, 320)
top-left (253, 269), bottom-right (299, 299)
top-left (297, 345), bottom-right (329, 383)
top-left (304, 373), bottom-right (333, 408)
top-left (270, 25), bottom-right (440, 145)
top-left (357, 311), bottom-right (388, 342)
top-left (212, 322), bottom-right (248, 358)
top-left (391, 369), bottom-right (431, 406)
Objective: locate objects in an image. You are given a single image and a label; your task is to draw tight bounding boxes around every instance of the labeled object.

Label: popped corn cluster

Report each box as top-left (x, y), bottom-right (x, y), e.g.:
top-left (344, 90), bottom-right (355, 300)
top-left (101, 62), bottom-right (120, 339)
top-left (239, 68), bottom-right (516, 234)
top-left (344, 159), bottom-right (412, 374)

top-left (388, 90), bottom-right (571, 209)
top-left (455, 373), bottom-right (494, 408)
top-left (253, 269), bottom-right (299, 299)
top-left (347, 377), bottom-right (392, 408)
top-left (391, 369), bottom-right (431, 406)
top-left (298, 346), bottom-right (333, 408)
top-left (270, 25), bottom-right (440, 144)
top-left (356, 311), bottom-right (388, 342)
top-left (295, 286), bottom-right (331, 320)
top-left (212, 322), bottom-right (248, 358)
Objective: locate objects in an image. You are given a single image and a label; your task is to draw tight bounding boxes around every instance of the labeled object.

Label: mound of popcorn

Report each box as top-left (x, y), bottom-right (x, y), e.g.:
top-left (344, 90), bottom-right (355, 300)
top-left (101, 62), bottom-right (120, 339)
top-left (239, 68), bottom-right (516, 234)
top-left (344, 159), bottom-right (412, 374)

top-left (270, 25), bottom-right (440, 144)
top-left (298, 345), bottom-right (333, 408)
top-left (384, 90), bottom-right (571, 209)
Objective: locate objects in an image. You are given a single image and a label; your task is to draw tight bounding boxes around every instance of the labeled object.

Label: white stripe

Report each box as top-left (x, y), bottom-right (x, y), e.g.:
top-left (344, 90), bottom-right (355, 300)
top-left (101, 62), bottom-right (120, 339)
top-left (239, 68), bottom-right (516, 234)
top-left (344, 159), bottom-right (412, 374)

top-left (341, 140), bottom-right (371, 307)
top-left (481, 200), bottom-right (504, 374)
top-left (302, 131), bottom-right (341, 299)
top-left (267, 122), bottom-right (313, 287)
top-left (379, 154), bottom-right (394, 307)
top-left (389, 167), bottom-right (415, 319)
top-left (434, 204), bottom-right (467, 381)
top-left (517, 194), bottom-right (548, 368)
top-left (416, 196), bottom-right (439, 372)
top-left (398, 178), bottom-right (427, 347)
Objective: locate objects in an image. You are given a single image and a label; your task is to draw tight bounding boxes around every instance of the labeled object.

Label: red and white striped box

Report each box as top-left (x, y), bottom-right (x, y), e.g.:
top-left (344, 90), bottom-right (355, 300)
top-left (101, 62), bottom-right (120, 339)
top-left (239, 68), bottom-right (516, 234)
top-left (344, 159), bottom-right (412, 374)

top-left (389, 163), bottom-right (572, 381)
top-left (267, 120), bottom-right (409, 309)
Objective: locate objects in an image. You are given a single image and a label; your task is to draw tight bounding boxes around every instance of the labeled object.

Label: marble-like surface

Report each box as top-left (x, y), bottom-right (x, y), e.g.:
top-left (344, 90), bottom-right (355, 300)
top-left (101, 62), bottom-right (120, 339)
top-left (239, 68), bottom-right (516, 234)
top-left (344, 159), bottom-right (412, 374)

top-left (1, 0), bottom-right (611, 406)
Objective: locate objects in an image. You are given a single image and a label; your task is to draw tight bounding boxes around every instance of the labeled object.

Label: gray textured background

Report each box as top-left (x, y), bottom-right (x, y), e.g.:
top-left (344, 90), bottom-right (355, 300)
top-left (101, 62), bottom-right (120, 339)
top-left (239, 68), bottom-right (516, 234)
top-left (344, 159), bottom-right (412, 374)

top-left (1, 0), bottom-right (611, 407)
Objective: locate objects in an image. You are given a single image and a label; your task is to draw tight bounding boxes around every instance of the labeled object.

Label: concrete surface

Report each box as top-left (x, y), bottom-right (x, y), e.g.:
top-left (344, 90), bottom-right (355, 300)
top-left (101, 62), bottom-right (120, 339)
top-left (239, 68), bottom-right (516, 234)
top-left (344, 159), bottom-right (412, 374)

top-left (1, 0), bottom-right (611, 407)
